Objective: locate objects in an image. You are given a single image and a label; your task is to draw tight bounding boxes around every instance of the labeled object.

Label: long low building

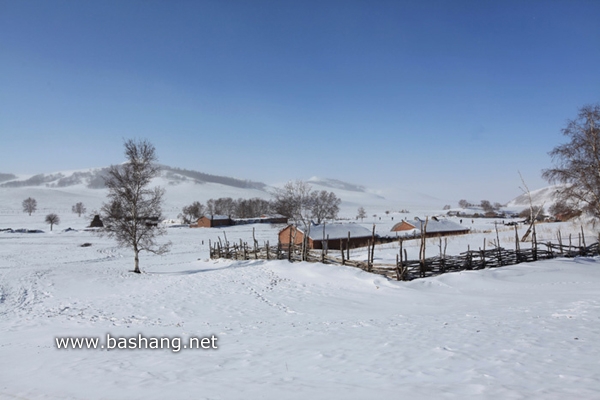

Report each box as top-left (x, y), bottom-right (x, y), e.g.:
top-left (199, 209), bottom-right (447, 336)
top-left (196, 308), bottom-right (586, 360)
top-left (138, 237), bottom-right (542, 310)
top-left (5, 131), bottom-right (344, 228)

top-left (388, 217), bottom-right (470, 238)
top-left (191, 214), bottom-right (288, 228)
top-left (279, 223), bottom-right (373, 250)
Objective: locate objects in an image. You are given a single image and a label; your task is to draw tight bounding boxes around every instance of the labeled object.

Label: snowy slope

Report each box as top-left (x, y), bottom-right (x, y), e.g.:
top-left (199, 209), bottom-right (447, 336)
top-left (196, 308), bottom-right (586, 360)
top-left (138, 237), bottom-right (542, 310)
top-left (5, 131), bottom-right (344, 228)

top-left (1, 225), bottom-right (600, 399)
top-left (507, 185), bottom-right (563, 209)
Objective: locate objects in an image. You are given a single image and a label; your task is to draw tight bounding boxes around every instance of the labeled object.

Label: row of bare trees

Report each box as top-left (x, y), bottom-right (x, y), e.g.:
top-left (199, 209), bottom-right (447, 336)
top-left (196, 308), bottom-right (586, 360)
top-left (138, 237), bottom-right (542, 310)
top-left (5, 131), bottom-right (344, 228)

top-left (457, 199), bottom-right (503, 211)
top-left (178, 181), bottom-right (341, 226)
top-left (178, 198), bottom-right (273, 223)
top-left (271, 180), bottom-right (341, 226)
top-left (21, 197), bottom-right (87, 217)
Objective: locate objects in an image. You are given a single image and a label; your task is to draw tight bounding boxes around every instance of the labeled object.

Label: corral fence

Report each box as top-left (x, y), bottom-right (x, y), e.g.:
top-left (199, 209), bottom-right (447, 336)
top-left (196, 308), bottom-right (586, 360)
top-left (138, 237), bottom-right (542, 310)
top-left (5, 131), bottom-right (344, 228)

top-left (209, 225), bottom-right (600, 281)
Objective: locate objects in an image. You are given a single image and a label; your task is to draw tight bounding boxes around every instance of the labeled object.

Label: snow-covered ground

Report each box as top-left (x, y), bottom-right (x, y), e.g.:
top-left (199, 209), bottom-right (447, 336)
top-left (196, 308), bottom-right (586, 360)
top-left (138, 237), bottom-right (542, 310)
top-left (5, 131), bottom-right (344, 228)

top-left (1, 219), bottom-right (600, 399)
top-left (1, 175), bottom-right (599, 399)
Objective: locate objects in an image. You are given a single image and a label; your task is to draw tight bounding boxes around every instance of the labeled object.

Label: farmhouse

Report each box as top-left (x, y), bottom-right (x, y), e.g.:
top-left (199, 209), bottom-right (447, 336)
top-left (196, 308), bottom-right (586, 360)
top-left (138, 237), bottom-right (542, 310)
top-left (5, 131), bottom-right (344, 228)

top-left (192, 215), bottom-right (232, 228)
top-left (279, 223), bottom-right (372, 250)
top-left (390, 217), bottom-right (469, 238)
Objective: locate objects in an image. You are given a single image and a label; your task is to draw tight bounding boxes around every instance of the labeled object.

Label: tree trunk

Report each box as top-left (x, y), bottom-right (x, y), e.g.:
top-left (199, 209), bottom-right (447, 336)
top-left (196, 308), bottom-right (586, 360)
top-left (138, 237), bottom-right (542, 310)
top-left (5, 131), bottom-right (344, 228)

top-left (134, 248), bottom-right (141, 273)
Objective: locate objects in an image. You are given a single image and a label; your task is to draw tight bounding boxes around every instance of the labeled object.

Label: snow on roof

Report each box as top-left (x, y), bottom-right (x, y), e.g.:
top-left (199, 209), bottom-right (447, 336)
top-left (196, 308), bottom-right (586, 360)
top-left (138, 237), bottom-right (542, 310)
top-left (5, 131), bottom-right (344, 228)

top-left (397, 217), bottom-right (469, 233)
top-left (298, 223), bottom-right (372, 241)
top-left (204, 215), bottom-right (230, 220)
top-left (260, 214), bottom-right (286, 219)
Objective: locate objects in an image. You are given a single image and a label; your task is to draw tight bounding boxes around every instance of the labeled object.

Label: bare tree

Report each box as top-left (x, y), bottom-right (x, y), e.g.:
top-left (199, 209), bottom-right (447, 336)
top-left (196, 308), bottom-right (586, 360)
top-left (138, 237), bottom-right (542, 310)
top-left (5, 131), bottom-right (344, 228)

top-left (548, 200), bottom-right (581, 221)
top-left (518, 206), bottom-right (545, 222)
top-left (205, 197), bottom-right (235, 216)
top-left (45, 213), bottom-right (60, 231)
top-left (519, 171), bottom-right (545, 242)
top-left (179, 201), bottom-right (204, 224)
top-left (272, 181), bottom-right (340, 225)
top-left (22, 197), bottom-right (37, 215)
top-left (272, 180), bottom-right (313, 226)
top-left (100, 139), bottom-right (170, 274)
top-left (357, 206), bottom-right (367, 221)
top-left (458, 199), bottom-right (469, 209)
top-left (233, 197), bottom-right (272, 218)
top-left (480, 200), bottom-right (494, 213)
top-left (542, 104), bottom-right (600, 219)
top-left (72, 202), bottom-right (87, 217)
top-left (310, 190), bottom-right (341, 224)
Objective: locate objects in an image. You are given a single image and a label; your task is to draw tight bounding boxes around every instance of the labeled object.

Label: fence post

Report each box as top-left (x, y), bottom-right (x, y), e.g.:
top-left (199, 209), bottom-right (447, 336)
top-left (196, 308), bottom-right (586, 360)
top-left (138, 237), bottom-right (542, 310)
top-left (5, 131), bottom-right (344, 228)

top-left (558, 229), bottom-right (563, 254)
top-left (266, 240), bottom-right (270, 260)
top-left (347, 232), bottom-right (350, 261)
top-left (533, 225), bottom-right (537, 261)
top-left (369, 224), bottom-right (376, 272)
top-left (396, 239), bottom-right (403, 280)
top-left (581, 225), bottom-right (587, 255)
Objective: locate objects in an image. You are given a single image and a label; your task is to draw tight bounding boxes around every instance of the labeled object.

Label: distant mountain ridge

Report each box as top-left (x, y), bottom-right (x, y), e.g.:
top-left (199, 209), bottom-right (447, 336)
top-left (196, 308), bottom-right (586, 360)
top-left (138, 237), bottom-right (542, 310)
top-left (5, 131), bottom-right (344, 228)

top-left (0, 166), bottom-right (266, 191)
top-left (307, 177), bottom-right (366, 193)
top-left (0, 173), bottom-right (17, 183)
top-left (161, 166), bottom-right (265, 190)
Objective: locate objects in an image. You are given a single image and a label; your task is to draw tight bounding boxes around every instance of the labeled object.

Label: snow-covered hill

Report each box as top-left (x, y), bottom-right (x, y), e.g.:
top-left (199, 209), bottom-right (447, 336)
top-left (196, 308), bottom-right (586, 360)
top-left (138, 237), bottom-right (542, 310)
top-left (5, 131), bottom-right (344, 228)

top-left (506, 185), bottom-right (563, 209)
top-left (0, 165), bottom-right (267, 191)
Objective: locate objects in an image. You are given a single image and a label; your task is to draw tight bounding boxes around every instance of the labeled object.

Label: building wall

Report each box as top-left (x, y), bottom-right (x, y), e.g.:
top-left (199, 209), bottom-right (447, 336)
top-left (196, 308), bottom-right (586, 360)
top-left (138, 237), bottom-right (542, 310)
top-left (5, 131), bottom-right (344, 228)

top-left (311, 236), bottom-right (371, 250)
top-left (279, 225), bottom-right (371, 250)
top-left (278, 225), bottom-right (305, 249)
top-left (211, 218), bottom-right (232, 227)
top-left (423, 230), bottom-right (469, 238)
top-left (194, 217), bottom-right (211, 228)
top-left (193, 216), bottom-right (232, 228)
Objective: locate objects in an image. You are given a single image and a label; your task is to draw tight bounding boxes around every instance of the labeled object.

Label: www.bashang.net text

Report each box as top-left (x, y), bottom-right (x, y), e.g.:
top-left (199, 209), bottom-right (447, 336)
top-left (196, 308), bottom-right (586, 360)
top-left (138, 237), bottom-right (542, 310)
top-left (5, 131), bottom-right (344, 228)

top-left (55, 334), bottom-right (218, 352)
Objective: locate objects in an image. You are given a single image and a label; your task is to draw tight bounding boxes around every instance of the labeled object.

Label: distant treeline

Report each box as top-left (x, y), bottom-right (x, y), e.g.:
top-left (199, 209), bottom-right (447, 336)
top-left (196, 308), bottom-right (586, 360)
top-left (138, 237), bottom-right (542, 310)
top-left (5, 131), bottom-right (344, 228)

top-left (179, 197), bottom-right (274, 223)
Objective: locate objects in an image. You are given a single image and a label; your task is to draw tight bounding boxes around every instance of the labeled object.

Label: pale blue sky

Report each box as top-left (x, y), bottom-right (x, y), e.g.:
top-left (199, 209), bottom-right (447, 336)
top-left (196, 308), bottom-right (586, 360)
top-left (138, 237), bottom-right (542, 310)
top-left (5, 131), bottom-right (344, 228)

top-left (1, 0), bottom-right (599, 203)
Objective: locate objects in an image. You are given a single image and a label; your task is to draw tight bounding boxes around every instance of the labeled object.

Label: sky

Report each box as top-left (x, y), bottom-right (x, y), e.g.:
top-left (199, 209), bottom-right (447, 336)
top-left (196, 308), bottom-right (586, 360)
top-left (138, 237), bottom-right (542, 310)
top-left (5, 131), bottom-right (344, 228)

top-left (1, 0), bottom-right (599, 203)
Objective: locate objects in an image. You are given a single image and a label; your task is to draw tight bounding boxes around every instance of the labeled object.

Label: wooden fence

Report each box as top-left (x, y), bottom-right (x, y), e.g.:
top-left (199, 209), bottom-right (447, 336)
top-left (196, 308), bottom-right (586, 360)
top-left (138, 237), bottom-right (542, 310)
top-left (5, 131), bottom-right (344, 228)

top-left (209, 225), bottom-right (600, 281)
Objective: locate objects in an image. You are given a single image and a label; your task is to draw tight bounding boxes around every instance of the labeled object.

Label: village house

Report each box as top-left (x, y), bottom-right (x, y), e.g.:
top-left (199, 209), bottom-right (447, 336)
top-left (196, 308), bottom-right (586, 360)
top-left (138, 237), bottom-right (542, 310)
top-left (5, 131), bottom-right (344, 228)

top-left (191, 215), bottom-right (232, 228)
top-left (279, 223), bottom-right (373, 250)
top-left (389, 217), bottom-right (469, 238)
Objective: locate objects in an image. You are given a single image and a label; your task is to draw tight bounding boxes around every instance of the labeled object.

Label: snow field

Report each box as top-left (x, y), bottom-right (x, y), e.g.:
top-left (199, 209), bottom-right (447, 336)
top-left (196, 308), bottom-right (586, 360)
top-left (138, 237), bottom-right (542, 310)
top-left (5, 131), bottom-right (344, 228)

top-left (1, 226), bottom-right (600, 399)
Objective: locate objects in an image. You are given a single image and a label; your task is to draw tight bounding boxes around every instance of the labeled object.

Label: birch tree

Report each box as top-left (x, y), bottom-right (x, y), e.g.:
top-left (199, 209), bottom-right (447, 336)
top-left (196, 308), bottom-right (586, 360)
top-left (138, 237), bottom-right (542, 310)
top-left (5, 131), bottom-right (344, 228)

top-left (543, 104), bottom-right (600, 219)
top-left (100, 139), bottom-right (170, 274)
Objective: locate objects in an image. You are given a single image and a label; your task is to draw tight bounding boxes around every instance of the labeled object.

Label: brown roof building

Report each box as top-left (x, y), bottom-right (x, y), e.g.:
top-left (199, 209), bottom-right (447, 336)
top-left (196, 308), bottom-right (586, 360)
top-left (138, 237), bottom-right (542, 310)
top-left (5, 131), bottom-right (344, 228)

top-left (279, 223), bottom-right (373, 250)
